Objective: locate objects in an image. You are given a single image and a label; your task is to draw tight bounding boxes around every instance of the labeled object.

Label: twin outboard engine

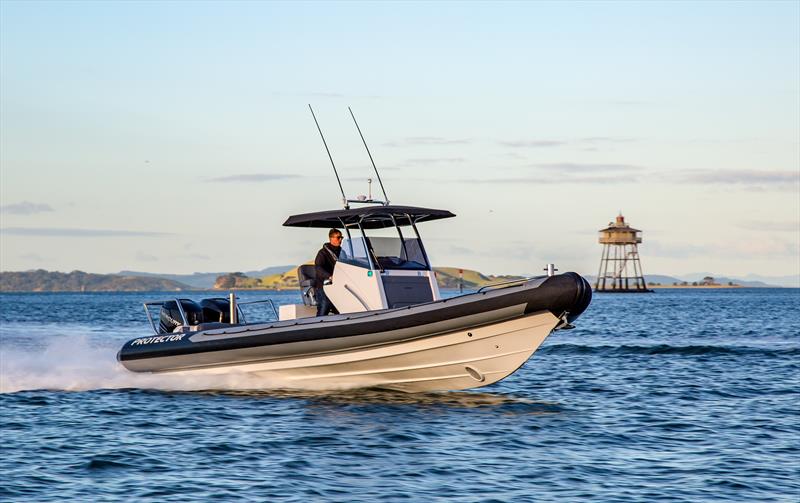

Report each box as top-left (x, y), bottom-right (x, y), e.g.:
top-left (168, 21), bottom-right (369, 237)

top-left (200, 298), bottom-right (231, 323)
top-left (158, 299), bottom-right (204, 334)
top-left (157, 298), bottom-right (237, 333)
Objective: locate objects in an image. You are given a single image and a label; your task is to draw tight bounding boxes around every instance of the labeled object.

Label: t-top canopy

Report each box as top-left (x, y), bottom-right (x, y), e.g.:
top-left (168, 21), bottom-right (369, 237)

top-left (283, 205), bottom-right (456, 229)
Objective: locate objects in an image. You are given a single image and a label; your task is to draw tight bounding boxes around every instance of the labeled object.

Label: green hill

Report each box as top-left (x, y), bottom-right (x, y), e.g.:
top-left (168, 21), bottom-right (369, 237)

top-left (213, 265), bottom-right (308, 290)
top-left (0, 270), bottom-right (191, 292)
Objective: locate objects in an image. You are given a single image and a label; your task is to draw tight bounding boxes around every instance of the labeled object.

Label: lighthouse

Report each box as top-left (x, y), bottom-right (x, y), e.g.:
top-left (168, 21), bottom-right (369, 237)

top-left (595, 214), bottom-right (651, 292)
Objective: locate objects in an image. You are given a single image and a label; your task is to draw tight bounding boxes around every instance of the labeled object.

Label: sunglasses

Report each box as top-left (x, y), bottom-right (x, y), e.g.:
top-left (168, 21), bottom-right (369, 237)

top-left (332, 235), bottom-right (343, 240)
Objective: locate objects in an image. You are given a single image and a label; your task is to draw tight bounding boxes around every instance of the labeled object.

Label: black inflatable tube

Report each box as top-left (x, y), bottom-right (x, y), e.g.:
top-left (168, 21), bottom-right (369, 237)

top-left (118, 272), bottom-right (591, 363)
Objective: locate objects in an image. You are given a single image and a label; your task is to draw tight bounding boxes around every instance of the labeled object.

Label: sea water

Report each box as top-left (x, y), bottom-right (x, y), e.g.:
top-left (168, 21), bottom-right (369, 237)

top-left (1, 289), bottom-right (798, 501)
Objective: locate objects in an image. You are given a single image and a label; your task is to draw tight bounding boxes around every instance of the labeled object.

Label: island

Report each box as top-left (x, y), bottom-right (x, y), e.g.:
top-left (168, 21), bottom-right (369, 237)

top-left (0, 270), bottom-right (191, 292)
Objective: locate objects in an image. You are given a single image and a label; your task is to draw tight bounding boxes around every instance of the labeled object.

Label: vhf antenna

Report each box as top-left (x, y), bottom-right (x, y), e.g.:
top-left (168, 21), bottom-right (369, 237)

top-left (349, 106), bottom-right (389, 205)
top-left (308, 104), bottom-right (349, 209)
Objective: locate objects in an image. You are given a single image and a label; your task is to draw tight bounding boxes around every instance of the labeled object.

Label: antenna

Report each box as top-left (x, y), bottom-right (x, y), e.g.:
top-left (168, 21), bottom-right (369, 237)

top-left (309, 104), bottom-right (348, 208)
top-left (348, 106), bottom-right (389, 205)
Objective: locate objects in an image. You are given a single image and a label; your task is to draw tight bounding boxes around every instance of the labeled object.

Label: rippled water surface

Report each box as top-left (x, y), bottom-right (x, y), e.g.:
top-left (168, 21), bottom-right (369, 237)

top-left (1, 289), bottom-right (798, 501)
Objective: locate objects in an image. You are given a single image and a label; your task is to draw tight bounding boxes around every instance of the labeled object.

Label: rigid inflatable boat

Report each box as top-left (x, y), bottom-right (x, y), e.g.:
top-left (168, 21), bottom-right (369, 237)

top-left (118, 205), bottom-right (592, 392)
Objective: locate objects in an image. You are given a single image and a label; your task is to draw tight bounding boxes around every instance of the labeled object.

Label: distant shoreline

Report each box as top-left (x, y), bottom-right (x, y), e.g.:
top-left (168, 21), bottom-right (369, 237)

top-left (2, 268), bottom-right (792, 292)
top-left (648, 284), bottom-right (745, 289)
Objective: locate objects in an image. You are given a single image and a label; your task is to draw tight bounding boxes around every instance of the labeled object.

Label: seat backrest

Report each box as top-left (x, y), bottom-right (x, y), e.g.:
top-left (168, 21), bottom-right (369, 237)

top-left (297, 264), bottom-right (317, 306)
top-left (297, 264), bottom-right (316, 287)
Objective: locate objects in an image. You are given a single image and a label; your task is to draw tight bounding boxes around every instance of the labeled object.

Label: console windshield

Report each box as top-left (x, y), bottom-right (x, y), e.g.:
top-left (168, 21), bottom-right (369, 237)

top-left (340, 236), bottom-right (429, 270)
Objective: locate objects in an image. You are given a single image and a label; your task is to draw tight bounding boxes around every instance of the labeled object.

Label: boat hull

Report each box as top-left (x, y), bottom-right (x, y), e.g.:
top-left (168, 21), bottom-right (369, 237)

top-left (118, 272), bottom-right (592, 392)
top-left (163, 310), bottom-right (559, 392)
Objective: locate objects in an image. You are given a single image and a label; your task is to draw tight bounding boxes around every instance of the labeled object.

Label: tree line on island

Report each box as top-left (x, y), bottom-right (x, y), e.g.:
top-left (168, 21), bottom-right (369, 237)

top-left (0, 270), bottom-right (189, 292)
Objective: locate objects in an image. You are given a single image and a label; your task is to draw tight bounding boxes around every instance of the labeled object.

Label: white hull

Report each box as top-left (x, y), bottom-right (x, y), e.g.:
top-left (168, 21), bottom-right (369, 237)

top-left (166, 311), bottom-right (560, 392)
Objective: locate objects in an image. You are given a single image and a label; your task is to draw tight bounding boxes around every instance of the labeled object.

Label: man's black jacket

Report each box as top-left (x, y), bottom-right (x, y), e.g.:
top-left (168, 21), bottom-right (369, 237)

top-left (314, 243), bottom-right (341, 288)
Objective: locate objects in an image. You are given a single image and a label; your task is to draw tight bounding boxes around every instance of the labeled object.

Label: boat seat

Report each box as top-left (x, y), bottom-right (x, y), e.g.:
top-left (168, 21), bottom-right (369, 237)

top-left (297, 264), bottom-right (317, 307)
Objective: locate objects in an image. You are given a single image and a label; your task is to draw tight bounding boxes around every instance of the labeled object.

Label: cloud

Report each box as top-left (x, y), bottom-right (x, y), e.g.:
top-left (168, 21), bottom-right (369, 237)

top-left (499, 140), bottom-right (566, 148)
top-left (308, 92), bottom-right (345, 98)
top-left (456, 175), bottom-right (638, 185)
top-left (383, 137), bottom-right (472, 147)
top-left (732, 238), bottom-right (798, 257)
top-left (0, 202), bottom-right (54, 215)
top-left (499, 137), bottom-right (636, 149)
top-left (674, 169), bottom-right (799, 187)
top-left (579, 137), bottom-right (637, 144)
top-left (405, 157), bottom-right (466, 166)
top-left (529, 162), bottom-right (645, 173)
top-left (19, 252), bottom-right (45, 262)
top-left (737, 221), bottom-right (800, 233)
top-left (645, 240), bottom-right (711, 259)
top-left (647, 238), bottom-right (799, 259)
top-left (0, 228), bottom-right (171, 237)
top-left (272, 91), bottom-right (385, 100)
top-left (460, 167), bottom-right (796, 189)
top-left (205, 174), bottom-right (303, 183)
top-left (445, 244), bottom-right (476, 256)
top-left (136, 251), bottom-right (159, 262)
top-left (178, 253), bottom-right (210, 260)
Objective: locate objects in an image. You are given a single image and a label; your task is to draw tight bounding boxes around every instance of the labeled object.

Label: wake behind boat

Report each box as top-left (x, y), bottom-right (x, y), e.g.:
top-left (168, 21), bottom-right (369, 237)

top-left (117, 108), bottom-right (593, 392)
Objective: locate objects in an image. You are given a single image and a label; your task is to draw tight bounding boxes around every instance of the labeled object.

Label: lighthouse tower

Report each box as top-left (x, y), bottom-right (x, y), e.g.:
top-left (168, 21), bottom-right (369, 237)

top-left (595, 214), bottom-right (651, 292)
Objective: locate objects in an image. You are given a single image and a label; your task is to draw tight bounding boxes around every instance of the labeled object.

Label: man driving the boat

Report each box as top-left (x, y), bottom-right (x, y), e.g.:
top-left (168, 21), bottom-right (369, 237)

top-left (314, 228), bottom-right (343, 316)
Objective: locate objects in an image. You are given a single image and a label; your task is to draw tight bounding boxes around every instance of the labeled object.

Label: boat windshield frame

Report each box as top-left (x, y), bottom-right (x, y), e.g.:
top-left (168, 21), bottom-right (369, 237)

top-left (335, 212), bottom-right (433, 271)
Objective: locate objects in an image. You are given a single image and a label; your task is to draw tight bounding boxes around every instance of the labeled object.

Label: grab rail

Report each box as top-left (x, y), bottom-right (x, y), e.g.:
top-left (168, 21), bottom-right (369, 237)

top-left (143, 296), bottom-right (278, 335)
top-left (476, 276), bottom-right (544, 293)
top-left (143, 299), bottom-right (190, 334)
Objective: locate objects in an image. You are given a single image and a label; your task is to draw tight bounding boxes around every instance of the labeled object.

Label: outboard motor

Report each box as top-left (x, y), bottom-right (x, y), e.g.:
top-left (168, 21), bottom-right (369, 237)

top-left (200, 298), bottom-right (231, 323)
top-left (159, 299), bottom-right (204, 333)
top-left (297, 264), bottom-right (317, 307)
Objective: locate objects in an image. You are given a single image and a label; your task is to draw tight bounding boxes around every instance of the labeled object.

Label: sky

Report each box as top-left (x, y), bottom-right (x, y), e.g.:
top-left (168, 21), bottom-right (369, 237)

top-left (1, 1), bottom-right (798, 279)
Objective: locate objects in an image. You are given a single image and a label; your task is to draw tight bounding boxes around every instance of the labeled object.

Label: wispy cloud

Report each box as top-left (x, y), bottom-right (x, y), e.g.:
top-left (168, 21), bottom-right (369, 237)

top-left (178, 253), bottom-right (211, 260)
top-left (445, 244), bottom-right (476, 256)
top-left (308, 92), bottom-right (345, 98)
top-left (647, 238), bottom-right (799, 259)
top-left (136, 251), bottom-right (159, 262)
top-left (405, 157), bottom-right (466, 166)
top-left (737, 221), bottom-right (800, 233)
top-left (456, 174), bottom-right (639, 185)
top-left (499, 137), bottom-right (636, 149)
top-left (0, 228), bottom-right (171, 237)
top-left (383, 137), bottom-right (472, 147)
top-left (205, 173), bottom-right (303, 183)
top-left (675, 169), bottom-right (799, 186)
top-left (530, 162), bottom-right (644, 173)
top-left (274, 91), bottom-right (384, 100)
top-left (0, 202), bottom-right (54, 215)
top-left (646, 240), bottom-right (710, 259)
top-left (500, 140), bottom-right (566, 148)
top-left (402, 160), bottom-right (643, 183)
top-left (19, 252), bottom-right (45, 262)
top-left (665, 169), bottom-right (800, 191)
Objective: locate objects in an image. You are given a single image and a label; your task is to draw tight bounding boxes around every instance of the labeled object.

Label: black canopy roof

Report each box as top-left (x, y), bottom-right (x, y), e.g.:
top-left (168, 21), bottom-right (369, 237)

top-left (283, 205), bottom-right (456, 229)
